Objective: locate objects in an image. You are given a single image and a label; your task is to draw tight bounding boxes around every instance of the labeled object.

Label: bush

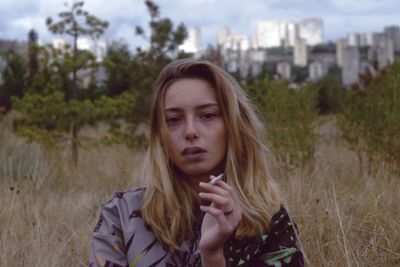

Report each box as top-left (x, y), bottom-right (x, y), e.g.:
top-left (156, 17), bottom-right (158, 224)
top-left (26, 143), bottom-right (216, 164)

top-left (338, 61), bottom-right (400, 173)
top-left (315, 74), bottom-right (345, 114)
top-left (245, 79), bottom-right (319, 172)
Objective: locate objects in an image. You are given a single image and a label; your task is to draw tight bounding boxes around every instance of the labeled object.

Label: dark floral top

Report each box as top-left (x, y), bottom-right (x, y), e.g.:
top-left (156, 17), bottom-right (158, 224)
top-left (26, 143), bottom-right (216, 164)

top-left (90, 188), bottom-right (304, 267)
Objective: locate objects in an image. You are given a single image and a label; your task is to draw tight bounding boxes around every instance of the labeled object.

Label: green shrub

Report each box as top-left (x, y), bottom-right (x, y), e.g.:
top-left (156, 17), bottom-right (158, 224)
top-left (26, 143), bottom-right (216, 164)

top-left (338, 61), bottom-right (400, 173)
top-left (245, 79), bottom-right (319, 172)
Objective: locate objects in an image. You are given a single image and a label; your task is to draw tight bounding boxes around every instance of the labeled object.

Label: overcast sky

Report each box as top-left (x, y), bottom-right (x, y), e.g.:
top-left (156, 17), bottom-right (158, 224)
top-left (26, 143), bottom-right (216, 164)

top-left (1, 0), bottom-right (399, 50)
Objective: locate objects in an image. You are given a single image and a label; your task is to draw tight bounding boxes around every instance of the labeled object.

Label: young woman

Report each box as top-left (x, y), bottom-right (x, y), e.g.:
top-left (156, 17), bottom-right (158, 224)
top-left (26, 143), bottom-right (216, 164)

top-left (90, 59), bottom-right (304, 267)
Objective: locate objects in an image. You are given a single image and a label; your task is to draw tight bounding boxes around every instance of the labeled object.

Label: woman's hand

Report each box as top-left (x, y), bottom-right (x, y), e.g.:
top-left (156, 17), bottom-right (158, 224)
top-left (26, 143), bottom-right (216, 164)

top-left (198, 176), bottom-right (242, 265)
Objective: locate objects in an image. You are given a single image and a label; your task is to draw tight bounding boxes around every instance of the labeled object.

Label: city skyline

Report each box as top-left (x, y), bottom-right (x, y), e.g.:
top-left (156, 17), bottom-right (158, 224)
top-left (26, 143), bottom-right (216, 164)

top-left (1, 0), bottom-right (399, 50)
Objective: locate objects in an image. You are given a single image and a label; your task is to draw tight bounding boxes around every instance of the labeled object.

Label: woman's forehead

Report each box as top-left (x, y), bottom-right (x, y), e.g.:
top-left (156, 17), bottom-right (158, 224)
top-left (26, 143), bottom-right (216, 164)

top-left (164, 78), bottom-right (218, 109)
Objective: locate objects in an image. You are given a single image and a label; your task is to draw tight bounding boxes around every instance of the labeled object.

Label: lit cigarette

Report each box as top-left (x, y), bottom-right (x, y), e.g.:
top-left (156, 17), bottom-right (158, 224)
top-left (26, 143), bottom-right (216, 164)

top-left (210, 173), bottom-right (224, 185)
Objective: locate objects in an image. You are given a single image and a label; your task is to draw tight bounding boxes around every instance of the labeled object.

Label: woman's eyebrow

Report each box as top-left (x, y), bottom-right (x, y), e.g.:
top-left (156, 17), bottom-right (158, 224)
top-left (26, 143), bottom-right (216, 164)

top-left (164, 107), bottom-right (182, 112)
top-left (195, 103), bottom-right (219, 110)
top-left (164, 103), bottom-right (219, 112)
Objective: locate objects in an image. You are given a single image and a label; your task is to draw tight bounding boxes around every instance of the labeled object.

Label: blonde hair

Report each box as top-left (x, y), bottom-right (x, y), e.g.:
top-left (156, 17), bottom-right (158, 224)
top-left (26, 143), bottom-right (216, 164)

top-left (141, 58), bottom-right (282, 251)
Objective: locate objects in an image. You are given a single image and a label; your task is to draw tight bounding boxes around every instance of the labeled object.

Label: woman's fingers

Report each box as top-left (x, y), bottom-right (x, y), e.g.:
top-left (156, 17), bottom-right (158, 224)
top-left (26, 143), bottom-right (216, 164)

top-left (200, 205), bottom-right (235, 234)
top-left (214, 180), bottom-right (242, 213)
top-left (199, 180), bottom-right (242, 212)
top-left (199, 192), bottom-right (230, 207)
top-left (199, 181), bottom-right (230, 197)
top-left (198, 177), bottom-right (243, 252)
top-left (199, 176), bottom-right (242, 225)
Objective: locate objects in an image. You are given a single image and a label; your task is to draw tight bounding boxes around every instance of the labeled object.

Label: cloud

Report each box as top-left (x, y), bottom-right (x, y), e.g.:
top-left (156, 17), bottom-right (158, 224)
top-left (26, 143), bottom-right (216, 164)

top-left (267, 0), bottom-right (334, 12)
top-left (0, 0), bottom-right (399, 49)
top-left (332, 0), bottom-right (400, 14)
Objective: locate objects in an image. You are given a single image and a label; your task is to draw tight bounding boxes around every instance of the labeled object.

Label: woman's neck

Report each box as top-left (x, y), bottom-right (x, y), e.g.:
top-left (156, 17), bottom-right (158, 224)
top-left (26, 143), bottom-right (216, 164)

top-left (174, 166), bottom-right (225, 193)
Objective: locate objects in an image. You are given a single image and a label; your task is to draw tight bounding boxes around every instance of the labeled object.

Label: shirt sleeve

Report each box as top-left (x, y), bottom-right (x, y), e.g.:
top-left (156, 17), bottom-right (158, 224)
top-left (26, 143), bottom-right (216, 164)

top-left (89, 194), bottom-right (129, 267)
top-left (253, 207), bottom-right (304, 267)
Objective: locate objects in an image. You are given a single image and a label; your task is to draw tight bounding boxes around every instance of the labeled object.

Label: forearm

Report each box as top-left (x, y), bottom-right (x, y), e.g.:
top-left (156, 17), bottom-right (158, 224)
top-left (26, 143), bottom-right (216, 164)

top-left (201, 249), bottom-right (226, 267)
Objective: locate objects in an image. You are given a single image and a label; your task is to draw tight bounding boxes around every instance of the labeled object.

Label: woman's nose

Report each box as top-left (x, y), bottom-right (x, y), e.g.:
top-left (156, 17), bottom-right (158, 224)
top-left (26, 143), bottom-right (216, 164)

top-left (185, 119), bottom-right (199, 141)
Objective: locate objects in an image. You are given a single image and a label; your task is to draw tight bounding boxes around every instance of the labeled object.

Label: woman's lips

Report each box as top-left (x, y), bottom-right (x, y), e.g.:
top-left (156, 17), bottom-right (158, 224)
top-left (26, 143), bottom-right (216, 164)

top-left (181, 147), bottom-right (206, 155)
top-left (182, 147), bottom-right (206, 162)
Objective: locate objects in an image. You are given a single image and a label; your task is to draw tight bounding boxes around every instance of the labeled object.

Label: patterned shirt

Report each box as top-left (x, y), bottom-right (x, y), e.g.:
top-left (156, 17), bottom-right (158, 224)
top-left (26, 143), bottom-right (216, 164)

top-left (90, 187), bottom-right (304, 267)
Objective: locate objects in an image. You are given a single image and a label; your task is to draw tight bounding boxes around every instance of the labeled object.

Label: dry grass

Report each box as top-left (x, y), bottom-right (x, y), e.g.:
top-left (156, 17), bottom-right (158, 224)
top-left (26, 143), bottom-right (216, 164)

top-left (1, 116), bottom-right (399, 266)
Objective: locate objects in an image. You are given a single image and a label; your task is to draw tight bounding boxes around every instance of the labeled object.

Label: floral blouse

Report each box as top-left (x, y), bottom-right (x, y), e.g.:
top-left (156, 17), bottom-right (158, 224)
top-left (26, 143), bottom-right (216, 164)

top-left (90, 187), bottom-right (304, 267)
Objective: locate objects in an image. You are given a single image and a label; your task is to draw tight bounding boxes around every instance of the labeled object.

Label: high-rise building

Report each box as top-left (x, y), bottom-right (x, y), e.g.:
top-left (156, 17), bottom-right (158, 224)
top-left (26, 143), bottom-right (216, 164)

top-left (364, 32), bottom-right (375, 46)
top-left (252, 35), bottom-right (259, 49)
top-left (359, 33), bottom-right (370, 47)
top-left (256, 19), bottom-right (322, 48)
top-left (384, 25), bottom-right (400, 53)
top-left (94, 39), bottom-right (107, 62)
top-left (309, 61), bottom-right (325, 81)
top-left (378, 44), bottom-right (394, 67)
top-left (294, 38), bottom-right (307, 66)
top-left (342, 47), bottom-right (360, 87)
top-left (370, 32), bottom-right (395, 67)
top-left (217, 26), bottom-right (231, 47)
top-left (248, 49), bottom-right (268, 76)
top-left (256, 21), bottom-right (288, 48)
top-left (52, 38), bottom-right (69, 53)
top-left (224, 35), bottom-right (250, 51)
top-left (77, 37), bottom-right (93, 51)
top-left (287, 22), bottom-right (300, 47)
top-left (298, 18), bottom-right (324, 46)
top-left (179, 27), bottom-right (202, 54)
top-left (223, 48), bottom-right (249, 77)
top-left (336, 38), bottom-right (348, 67)
top-left (220, 34), bottom-right (250, 77)
top-left (372, 33), bottom-right (384, 47)
top-left (347, 33), bottom-right (361, 47)
top-left (256, 21), bottom-right (279, 48)
top-left (77, 37), bottom-right (107, 62)
top-left (277, 61), bottom-right (291, 80)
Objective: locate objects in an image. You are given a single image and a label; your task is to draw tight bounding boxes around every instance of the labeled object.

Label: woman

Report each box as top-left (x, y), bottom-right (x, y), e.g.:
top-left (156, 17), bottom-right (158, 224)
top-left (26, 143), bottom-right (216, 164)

top-left (90, 59), bottom-right (304, 266)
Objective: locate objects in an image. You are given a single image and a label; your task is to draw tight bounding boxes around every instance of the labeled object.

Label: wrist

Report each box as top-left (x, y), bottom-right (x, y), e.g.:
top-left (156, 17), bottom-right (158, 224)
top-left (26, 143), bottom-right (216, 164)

top-left (200, 249), bottom-right (226, 267)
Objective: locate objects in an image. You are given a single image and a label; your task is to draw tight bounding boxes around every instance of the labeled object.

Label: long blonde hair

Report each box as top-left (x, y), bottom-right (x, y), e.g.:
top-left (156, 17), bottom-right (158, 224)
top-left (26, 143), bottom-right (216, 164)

top-left (141, 59), bottom-right (282, 251)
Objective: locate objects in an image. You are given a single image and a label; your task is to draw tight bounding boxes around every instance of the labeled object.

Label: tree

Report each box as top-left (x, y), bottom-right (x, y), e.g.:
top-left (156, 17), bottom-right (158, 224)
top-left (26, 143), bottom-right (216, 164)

top-left (41, 0), bottom-right (108, 163)
top-left (27, 29), bottom-right (39, 89)
top-left (135, 0), bottom-right (187, 60)
top-left (130, 0), bottom-right (187, 124)
top-left (102, 41), bottom-right (133, 96)
top-left (12, 1), bottom-right (109, 165)
top-left (315, 74), bottom-right (345, 114)
top-left (46, 0), bottom-right (108, 100)
top-left (291, 65), bottom-right (308, 83)
top-left (12, 90), bottom-right (138, 165)
top-left (0, 50), bottom-right (28, 111)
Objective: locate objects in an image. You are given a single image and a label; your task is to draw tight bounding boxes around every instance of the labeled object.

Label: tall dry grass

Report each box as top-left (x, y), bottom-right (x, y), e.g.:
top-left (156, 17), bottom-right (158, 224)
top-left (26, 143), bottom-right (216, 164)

top-left (0, 116), bottom-right (399, 266)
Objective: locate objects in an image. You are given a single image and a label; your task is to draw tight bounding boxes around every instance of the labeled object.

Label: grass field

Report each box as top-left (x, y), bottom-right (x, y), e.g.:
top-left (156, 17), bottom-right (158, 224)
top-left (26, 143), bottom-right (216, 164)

top-left (1, 116), bottom-right (399, 266)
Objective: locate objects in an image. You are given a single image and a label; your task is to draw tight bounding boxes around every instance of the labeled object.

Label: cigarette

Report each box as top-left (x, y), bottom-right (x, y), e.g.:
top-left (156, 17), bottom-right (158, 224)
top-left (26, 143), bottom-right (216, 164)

top-left (210, 173), bottom-right (224, 185)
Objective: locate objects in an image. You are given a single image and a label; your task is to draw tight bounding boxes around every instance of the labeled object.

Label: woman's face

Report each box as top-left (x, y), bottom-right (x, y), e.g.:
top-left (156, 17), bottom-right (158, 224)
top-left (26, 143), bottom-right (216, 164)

top-left (163, 78), bottom-right (227, 180)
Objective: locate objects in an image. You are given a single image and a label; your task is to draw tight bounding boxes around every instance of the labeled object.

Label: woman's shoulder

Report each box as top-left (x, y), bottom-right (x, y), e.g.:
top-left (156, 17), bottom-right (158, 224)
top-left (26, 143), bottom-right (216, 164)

top-left (270, 206), bottom-right (292, 228)
top-left (224, 206), bottom-right (304, 266)
top-left (103, 187), bottom-right (146, 209)
top-left (266, 206), bottom-right (298, 241)
top-left (94, 187), bottom-right (146, 231)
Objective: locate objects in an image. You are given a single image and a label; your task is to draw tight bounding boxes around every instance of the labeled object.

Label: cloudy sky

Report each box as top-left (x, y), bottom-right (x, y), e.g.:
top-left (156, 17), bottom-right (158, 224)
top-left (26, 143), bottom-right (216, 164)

top-left (1, 0), bottom-right (399, 50)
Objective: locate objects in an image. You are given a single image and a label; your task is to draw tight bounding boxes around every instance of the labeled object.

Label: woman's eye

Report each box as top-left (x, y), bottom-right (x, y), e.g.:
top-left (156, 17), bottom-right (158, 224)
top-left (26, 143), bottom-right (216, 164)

top-left (201, 113), bottom-right (216, 120)
top-left (166, 117), bottom-right (181, 125)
